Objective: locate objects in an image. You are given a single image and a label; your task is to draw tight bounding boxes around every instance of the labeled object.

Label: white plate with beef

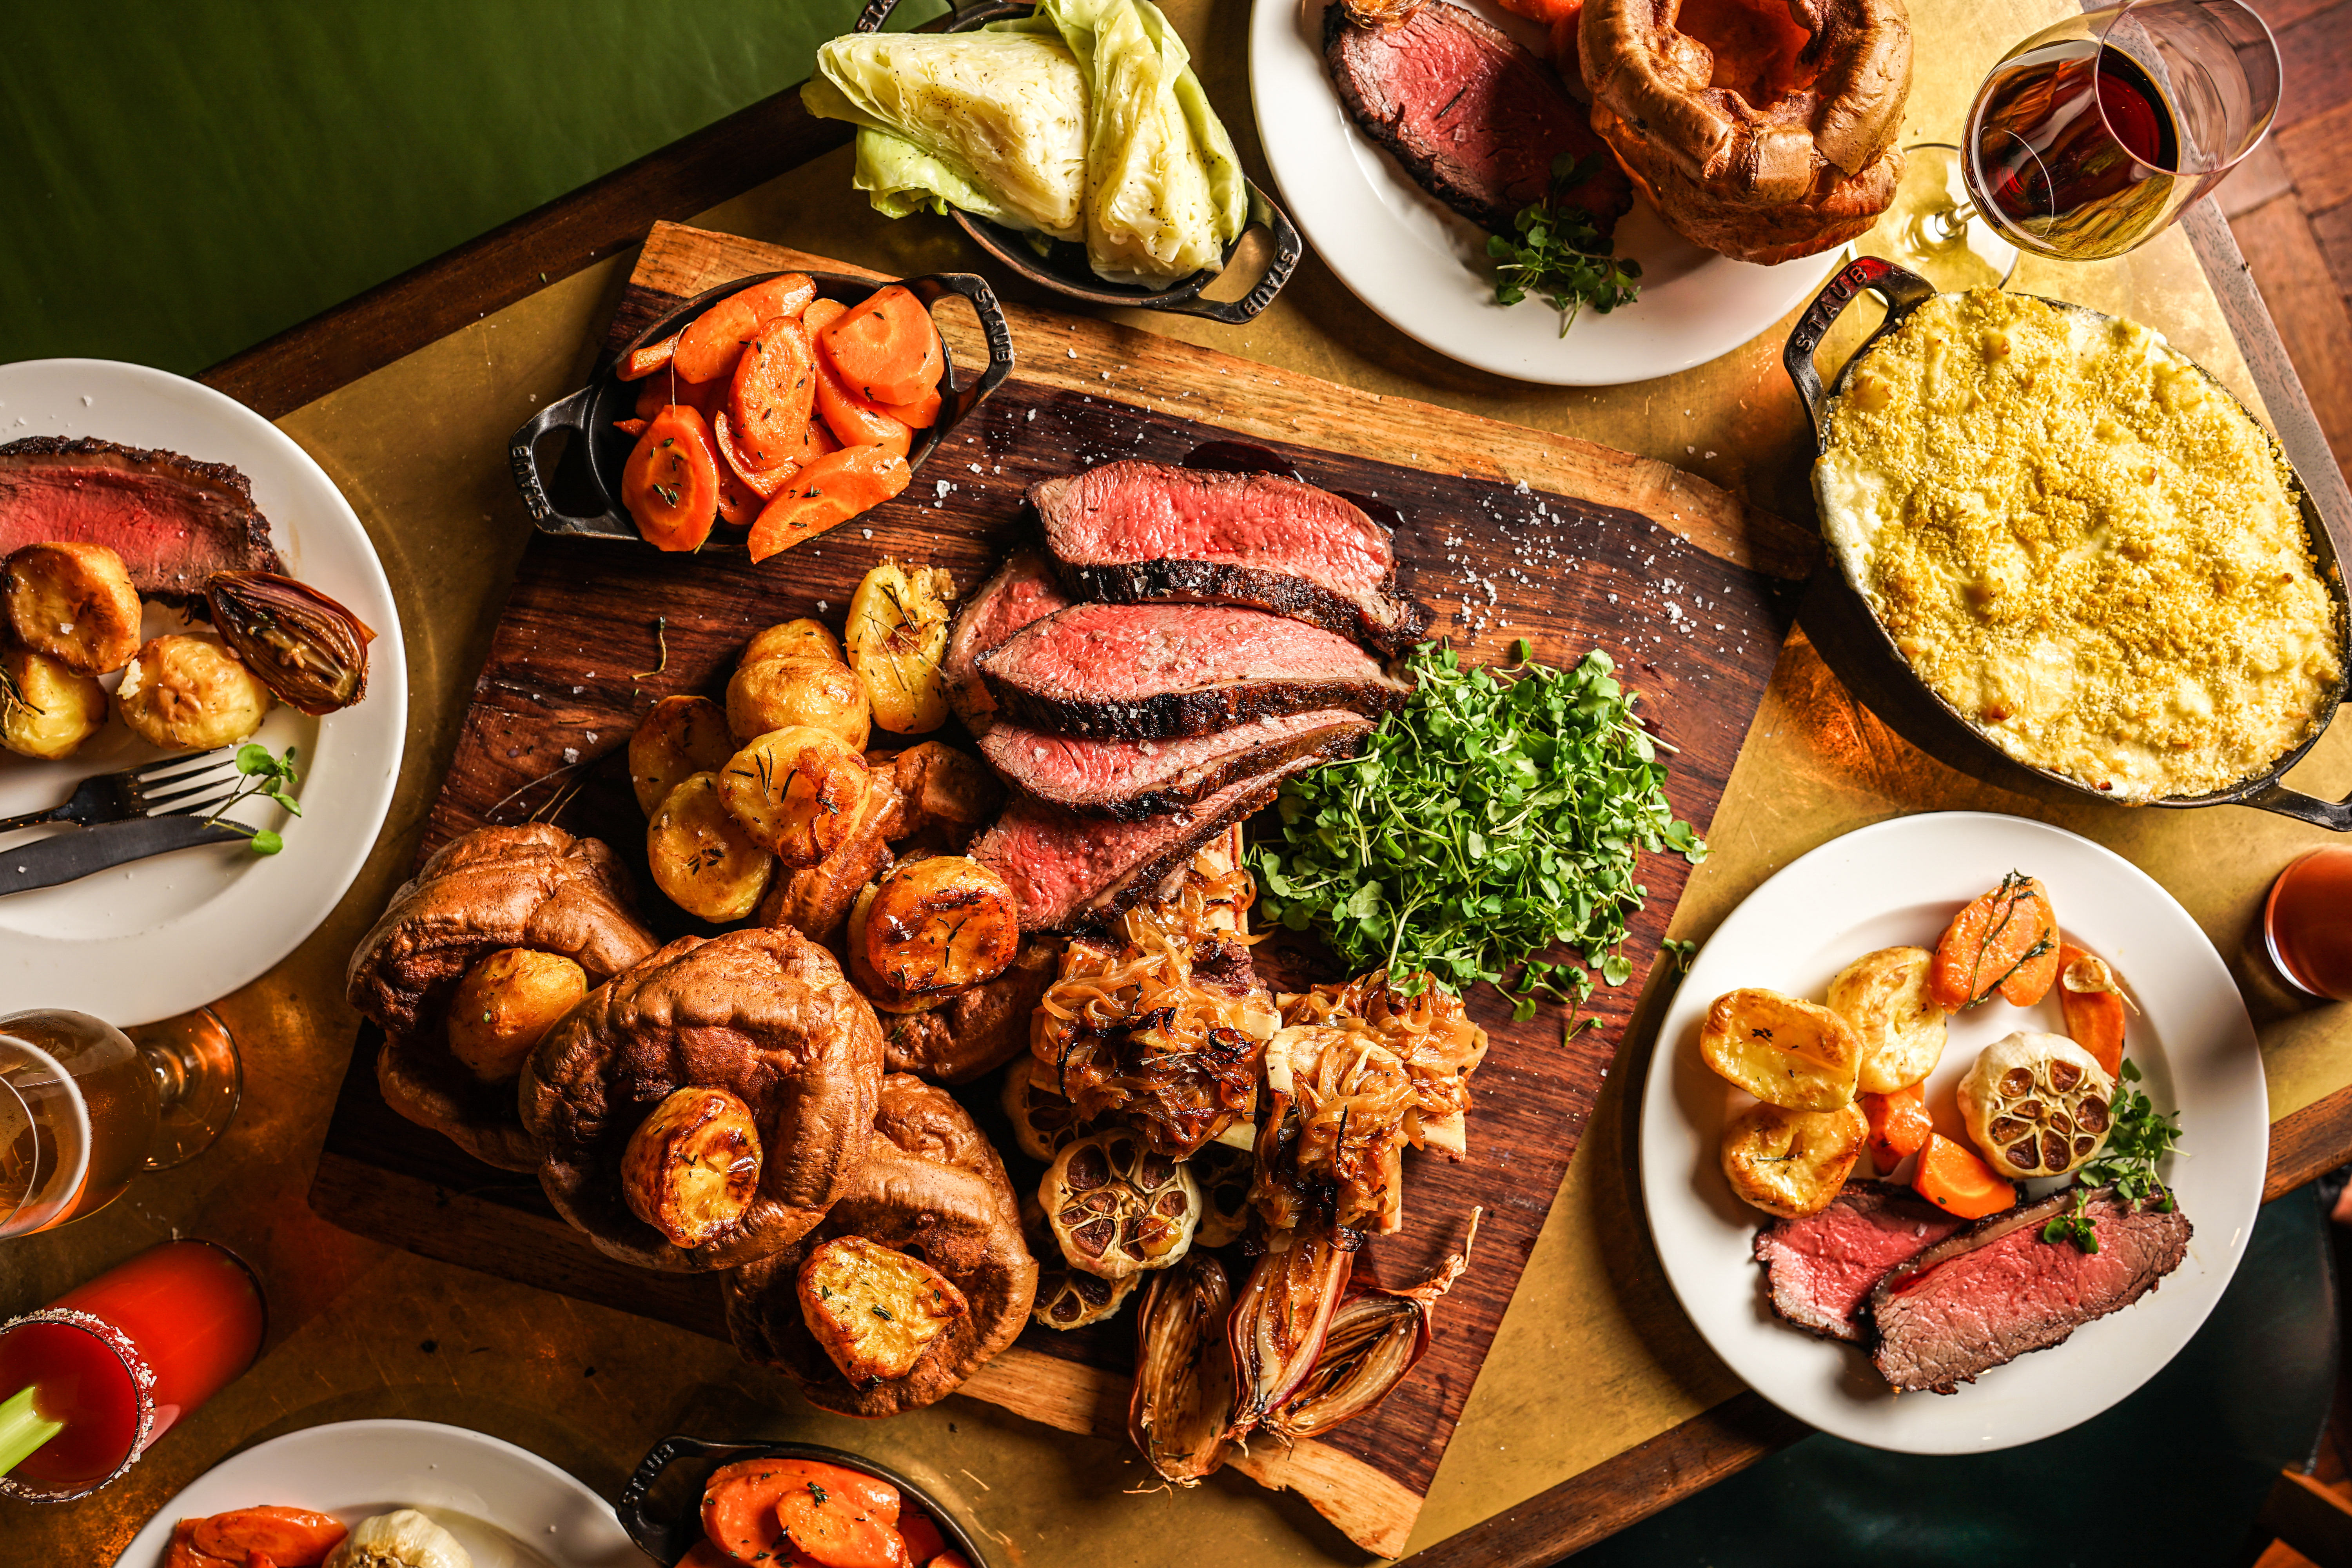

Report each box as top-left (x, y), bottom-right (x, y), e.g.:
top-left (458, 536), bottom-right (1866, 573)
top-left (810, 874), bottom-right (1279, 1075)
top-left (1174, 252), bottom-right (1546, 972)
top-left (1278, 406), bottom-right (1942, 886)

top-left (0, 359), bottom-right (405, 1025)
top-left (1638, 811), bottom-right (2266, 1452)
top-left (1249, 0), bottom-right (1845, 386)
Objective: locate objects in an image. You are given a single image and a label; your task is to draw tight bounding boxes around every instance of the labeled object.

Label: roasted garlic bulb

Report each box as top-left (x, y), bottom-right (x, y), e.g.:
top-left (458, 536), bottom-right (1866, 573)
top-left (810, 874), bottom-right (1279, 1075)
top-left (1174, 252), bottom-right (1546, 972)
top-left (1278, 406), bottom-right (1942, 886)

top-left (1698, 988), bottom-right (1863, 1111)
top-left (1187, 1142), bottom-right (1254, 1249)
top-left (1959, 1031), bottom-right (2115, 1178)
top-left (204, 570), bottom-right (374, 715)
top-left (1827, 945), bottom-right (1946, 1093)
top-left (1042, 1129), bottom-right (1201, 1280)
top-left (847, 558), bottom-right (956, 735)
top-left (323, 1510), bottom-right (472, 1568)
top-left (1001, 1056), bottom-right (1096, 1162)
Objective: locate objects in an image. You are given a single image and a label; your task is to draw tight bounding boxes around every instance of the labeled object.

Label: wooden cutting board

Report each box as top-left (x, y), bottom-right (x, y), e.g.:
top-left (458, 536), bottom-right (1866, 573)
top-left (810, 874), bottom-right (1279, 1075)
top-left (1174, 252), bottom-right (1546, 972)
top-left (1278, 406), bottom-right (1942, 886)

top-left (310, 222), bottom-right (1808, 1556)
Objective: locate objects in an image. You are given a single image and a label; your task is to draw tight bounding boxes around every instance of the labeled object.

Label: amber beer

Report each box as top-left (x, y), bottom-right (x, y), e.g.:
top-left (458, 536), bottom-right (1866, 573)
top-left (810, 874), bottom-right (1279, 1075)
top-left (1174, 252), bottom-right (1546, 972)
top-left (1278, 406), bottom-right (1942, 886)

top-left (0, 1011), bottom-right (161, 1238)
top-left (2266, 848), bottom-right (2352, 1002)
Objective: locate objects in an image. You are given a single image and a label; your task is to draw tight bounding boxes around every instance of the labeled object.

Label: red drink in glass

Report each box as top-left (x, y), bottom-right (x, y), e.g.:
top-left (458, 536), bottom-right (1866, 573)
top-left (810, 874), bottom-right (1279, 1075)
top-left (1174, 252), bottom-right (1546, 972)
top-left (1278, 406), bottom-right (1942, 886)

top-left (0, 1240), bottom-right (265, 1501)
top-left (2266, 848), bottom-right (2352, 1002)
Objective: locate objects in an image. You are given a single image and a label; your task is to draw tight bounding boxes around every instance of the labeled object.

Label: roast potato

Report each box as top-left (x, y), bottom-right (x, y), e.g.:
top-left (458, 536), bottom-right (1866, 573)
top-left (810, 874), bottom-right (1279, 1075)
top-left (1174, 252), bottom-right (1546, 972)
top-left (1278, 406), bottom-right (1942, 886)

top-left (4, 541), bottom-right (142, 675)
top-left (880, 741), bottom-right (1002, 848)
top-left (753, 775), bottom-right (902, 943)
top-left (1828, 946), bottom-right (1947, 1094)
top-left (114, 635), bottom-right (272, 751)
top-left (648, 771), bottom-right (774, 921)
top-left (726, 653), bottom-right (869, 750)
top-left (621, 1084), bottom-right (764, 1248)
top-left (445, 947), bottom-right (587, 1083)
top-left (861, 855), bottom-right (1021, 996)
top-left (1698, 988), bottom-right (1863, 1111)
top-left (0, 647), bottom-right (106, 760)
top-left (845, 881), bottom-right (945, 1014)
top-left (846, 559), bottom-right (956, 735)
top-left (628, 694), bottom-right (733, 816)
top-left (718, 725), bottom-right (871, 869)
top-left (796, 1233), bottom-right (971, 1387)
top-left (1720, 1100), bottom-right (1870, 1218)
top-left (743, 617), bottom-right (843, 668)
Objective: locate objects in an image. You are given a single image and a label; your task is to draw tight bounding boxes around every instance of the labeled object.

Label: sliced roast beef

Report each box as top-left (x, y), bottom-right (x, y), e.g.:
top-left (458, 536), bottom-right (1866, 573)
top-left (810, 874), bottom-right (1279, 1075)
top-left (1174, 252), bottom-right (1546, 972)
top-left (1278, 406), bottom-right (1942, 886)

top-left (1753, 1181), bottom-right (1967, 1344)
top-left (1869, 1187), bottom-right (2192, 1394)
top-left (0, 436), bottom-right (284, 598)
top-left (978, 603), bottom-right (1408, 740)
top-left (979, 708), bottom-right (1372, 820)
top-left (1325, 1), bottom-right (1632, 239)
top-left (943, 548), bottom-right (1071, 733)
top-left (1031, 461), bottom-right (1432, 655)
top-left (972, 752), bottom-right (1327, 933)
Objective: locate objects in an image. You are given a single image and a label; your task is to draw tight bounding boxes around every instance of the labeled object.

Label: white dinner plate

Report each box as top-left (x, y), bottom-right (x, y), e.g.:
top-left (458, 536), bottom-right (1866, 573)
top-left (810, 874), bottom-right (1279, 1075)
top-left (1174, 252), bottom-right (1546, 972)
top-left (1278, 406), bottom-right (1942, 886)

top-left (1248, 0), bottom-right (1846, 386)
top-left (0, 359), bottom-right (405, 1026)
top-left (113, 1418), bottom-right (638, 1568)
top-left (1639, 811), bottom-right (2267, 1453)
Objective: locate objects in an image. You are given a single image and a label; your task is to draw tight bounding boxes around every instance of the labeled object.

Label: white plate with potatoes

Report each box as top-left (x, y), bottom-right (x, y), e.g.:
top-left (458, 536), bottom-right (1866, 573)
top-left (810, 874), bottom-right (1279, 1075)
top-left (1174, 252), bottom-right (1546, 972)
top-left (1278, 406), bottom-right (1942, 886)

top-left (1638, 811), bottom-right (2266, 1452)
top-left (0, 358), bottom-right (405, 1025)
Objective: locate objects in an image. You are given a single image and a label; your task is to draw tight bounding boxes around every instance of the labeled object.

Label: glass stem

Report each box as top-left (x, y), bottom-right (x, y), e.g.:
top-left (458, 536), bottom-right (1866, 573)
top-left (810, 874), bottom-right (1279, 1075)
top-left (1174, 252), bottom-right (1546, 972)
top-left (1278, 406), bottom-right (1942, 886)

top-left (0, 1384), bottom-right (64, 1475)
top-left (1925, 200), bottom-right (1983, 246)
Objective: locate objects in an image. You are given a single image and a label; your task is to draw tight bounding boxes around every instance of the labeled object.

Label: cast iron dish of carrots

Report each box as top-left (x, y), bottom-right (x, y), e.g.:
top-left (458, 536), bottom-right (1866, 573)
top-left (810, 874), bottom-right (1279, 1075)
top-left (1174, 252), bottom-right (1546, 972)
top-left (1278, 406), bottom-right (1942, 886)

top-left (613, 276), bottom-right (946, 561)
top-left (684, 1456), bottom-right (968, 1568)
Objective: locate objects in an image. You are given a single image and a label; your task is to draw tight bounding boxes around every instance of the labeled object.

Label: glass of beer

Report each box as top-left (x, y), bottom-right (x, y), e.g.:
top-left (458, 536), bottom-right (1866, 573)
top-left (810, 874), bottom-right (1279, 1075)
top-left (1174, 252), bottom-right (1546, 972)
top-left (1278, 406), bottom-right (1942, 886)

top-left (2266, 848), bottom-right (2352, 1003)
top-left (0, 1007), bottom-right (242, 1240)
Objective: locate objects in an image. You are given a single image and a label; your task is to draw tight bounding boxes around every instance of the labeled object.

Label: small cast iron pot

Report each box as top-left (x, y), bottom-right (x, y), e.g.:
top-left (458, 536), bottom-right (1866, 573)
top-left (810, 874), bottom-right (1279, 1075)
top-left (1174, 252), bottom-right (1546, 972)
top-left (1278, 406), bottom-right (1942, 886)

top-left (510, 267), bottom-right (1014, 548)
top-left (1784, 254), bottom-right (2352, 831)
top-left (849, 0), bottom-right (1302, 324)
top-left (617, 1434), bottom-right (992, 1567)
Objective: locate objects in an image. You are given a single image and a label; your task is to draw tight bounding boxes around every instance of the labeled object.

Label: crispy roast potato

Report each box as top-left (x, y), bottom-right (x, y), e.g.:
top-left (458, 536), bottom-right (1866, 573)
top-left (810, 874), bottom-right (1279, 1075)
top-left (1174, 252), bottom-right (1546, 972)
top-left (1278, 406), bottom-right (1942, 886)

top-left (845, 882), bottom-right (946, 1015)
top-left (1828, 946), bottom-right (1947, 1093)
top-left (629, 695), bottom-right (734, 816)
top-left (881, 941), bottom-right (1058, 1085)
top-left (861, 855), bottom-right (1021, 997)
top-left (796, 1233), bottom-right (971, 1387)
top-left (0, 646), bottom-right (107, 760)
top-left (648, 772), bottom-right (774, 921)
top-left (718, 725), bottom-right (871, 869)
top-left (1720, 1100), bottom-right (1870, 1218)
top-left (878, 741), bottom-right (1003, 849)
top-left (1698, 988), bottom-right (1863, 1111)
top-left (846, 559), bottom-right (956, 735)
top-left (445, 947), bottom-right (587, 1083)
top-left (726, 654), bottom-right (869, 750)
top-left (753, 775), bottom-right (902, 943)
top-left (744, 617), bottom-right (843, 668)
top-left (114, 635), bottom-right (272, 751)
top-left (621, 1084), bottom-right (766, 1248)
top-left (4, 542), bottom-right (142, 676)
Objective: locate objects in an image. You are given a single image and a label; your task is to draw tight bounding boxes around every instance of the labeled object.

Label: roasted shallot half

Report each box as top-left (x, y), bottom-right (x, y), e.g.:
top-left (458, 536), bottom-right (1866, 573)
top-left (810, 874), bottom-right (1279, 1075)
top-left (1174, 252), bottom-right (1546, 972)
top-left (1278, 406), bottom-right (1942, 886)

top-left (1225, 1220), bottom-right (1353, 1438)
top-left (203, 569), bottom-right (375, 716)
top-left (1264, 1210), bottom-right (1480, 1441)
top-left (1129, 1252), bottom-right (1238, 1485)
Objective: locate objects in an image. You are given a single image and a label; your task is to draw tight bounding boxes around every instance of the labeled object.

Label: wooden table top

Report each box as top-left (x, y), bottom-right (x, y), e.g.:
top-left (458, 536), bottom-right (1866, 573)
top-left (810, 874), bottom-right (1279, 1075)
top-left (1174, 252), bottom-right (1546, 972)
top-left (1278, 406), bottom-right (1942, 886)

top-left (5, 0), bottom-right (2349, 1564)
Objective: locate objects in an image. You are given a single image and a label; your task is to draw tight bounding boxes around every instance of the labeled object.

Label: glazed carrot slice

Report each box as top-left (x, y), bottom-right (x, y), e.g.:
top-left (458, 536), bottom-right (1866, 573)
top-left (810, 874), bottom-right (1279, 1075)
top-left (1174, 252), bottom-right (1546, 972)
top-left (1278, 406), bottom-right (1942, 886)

top-left (776, 1483), bottom-right (910, 1568)
top-left (1929, 872), bottom-right (2058, 1010)
top-left (673, 273), bottom-right (818, 383)
top-left (877, 382), bottom-right (942, 431)
top-left (731, 317), bottom-right (819, 469)
top-left (621, 404), bottom-right (722, 552)
top-left (818, 284), bottom-right (940, 405)
top-left (801, 419), bottom-right (842, 463)
top-left (702, 1460), bottom-right (898, 1565)
top-left (1862, 1082), bottom-right (1933, 1174)
top-left (191, 1508), bottom-right (349, 1566)
top-left (619, 332), bottom-right (677, 380)
top-left (747, 447), bottom-right (912, 564)
top-left (2056, 942), bottom-right (2127, 1079)
top-left (926, 1553), bottom-right (973, 1568)
top-left (677, 1541), bottom-right (740, 1568)
top-left (167, 1522), bottom-right (238, 1568)
top-left (715, 462), bottom-right (760, 527)
top-left (612, 417), bottom-right (649, 437)
top-left (1912, 1133), bottom-right (2016, 1219)
top-left (246, 1554), bottom-right (282, 1568)
top-left (713, 410), bottom-right (800, 501)
top-left (897, 1512), bottom-right (947, 1563)
top-left (806, 333), bottom-right (916, 457)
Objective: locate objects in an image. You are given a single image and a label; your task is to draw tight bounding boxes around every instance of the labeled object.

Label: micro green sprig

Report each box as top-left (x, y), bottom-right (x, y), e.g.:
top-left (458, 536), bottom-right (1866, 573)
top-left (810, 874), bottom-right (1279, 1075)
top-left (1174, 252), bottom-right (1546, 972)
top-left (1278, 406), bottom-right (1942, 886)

top-left (203, 742), bottom-right (302, 855)
top-left (1488, 152), bottom-right (1644, 337)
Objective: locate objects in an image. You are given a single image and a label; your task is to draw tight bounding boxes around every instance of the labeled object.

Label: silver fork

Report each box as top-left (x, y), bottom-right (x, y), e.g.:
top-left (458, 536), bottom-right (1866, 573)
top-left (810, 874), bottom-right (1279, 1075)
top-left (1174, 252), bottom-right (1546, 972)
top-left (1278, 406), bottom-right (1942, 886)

top-left (0, 750), bottom-right (243, 833)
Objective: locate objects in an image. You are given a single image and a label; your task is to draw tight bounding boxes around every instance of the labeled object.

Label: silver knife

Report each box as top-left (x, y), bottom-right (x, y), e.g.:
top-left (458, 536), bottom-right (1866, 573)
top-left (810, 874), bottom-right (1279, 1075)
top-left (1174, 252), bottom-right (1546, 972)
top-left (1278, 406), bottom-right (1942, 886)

top-left (0, 815), bottom-right (255, 897)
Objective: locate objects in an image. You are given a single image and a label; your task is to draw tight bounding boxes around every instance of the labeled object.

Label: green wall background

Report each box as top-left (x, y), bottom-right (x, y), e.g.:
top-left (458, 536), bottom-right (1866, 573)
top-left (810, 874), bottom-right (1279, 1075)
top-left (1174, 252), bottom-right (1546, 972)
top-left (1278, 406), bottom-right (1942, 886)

top-left (0, 0), bottom-right (944, 377)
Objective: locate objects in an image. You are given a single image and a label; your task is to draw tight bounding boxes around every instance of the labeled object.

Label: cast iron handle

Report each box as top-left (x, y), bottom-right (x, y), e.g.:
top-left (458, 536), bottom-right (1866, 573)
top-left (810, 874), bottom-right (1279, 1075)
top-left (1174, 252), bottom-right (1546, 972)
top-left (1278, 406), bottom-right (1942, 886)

top-left (1782, 255), bottom-right (1939, 443)
top-left (507, 384), bottom-right (614, 532)
top-left (900, 270), bottom-right (1017, 435)
top-left (2239, 774), bottom-right (2352, 831)
top-left (1159, 183), bottom-right (1304, 325)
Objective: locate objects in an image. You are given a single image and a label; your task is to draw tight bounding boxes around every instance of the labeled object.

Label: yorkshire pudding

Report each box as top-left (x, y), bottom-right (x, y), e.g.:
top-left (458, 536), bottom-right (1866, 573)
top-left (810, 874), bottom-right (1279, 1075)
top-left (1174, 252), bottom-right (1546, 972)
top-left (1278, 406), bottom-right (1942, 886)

top-left (1581, 0), bottom-right (1910, 263)
top-left (724, 1075), bottom-right (1037, 1416)
top-left (520, 926), bottom-right (887, 1271)
top-left (346, 824), bottom-right (658, 1171)
top-left (877, 941), bottom-right (1060, 1085)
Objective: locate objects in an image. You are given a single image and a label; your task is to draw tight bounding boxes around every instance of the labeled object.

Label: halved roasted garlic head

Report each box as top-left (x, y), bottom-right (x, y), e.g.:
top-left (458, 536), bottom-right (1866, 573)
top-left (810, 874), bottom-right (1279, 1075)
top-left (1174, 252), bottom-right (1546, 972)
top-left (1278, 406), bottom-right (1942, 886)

top-left (1699, 988), bottom-right (1863, 1111)
top-left (1043, 1129), bottom-right (1201, 1280)
top-left (1187, 1142), bottom-right (1254, 1249)
top-left (1002, 1056), bottom-right (1095, 1162)
top-left (1958, 1031), bottom-right (2114, 1178)
top-left (621, 1085), bottom-right (764, 1248)
top-left (795, 1233), bottom-right (969, 1388)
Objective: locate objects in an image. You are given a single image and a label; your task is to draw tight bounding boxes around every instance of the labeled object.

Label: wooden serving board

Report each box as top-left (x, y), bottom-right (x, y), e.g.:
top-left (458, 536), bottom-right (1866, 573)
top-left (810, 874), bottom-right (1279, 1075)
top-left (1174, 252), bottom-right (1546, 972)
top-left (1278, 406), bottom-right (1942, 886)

top-left (310, 223), bottom-right (1807, 1556)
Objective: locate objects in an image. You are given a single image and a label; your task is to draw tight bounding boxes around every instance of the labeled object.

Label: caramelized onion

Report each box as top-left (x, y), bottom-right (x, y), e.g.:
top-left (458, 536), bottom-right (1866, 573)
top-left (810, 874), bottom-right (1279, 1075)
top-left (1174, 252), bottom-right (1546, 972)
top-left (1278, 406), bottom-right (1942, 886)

top-left (1338, 0), bottom-right (1426, 26)
top-left (1129, 1252), bottom-right (1236, 1485)
top-left (203, 570), bottom-right (374, 715)
top-left (1225, 1221), bottom-right (1352, 1437)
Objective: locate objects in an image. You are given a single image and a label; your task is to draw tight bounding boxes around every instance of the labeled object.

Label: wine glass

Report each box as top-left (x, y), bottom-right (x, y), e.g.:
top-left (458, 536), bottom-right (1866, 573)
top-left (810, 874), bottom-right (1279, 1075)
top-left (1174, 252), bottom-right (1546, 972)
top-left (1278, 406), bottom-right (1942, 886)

top-left (1860, 0), bottom-right (2281, 290)
top-left (0, 1007), bottom-right (242, 1239)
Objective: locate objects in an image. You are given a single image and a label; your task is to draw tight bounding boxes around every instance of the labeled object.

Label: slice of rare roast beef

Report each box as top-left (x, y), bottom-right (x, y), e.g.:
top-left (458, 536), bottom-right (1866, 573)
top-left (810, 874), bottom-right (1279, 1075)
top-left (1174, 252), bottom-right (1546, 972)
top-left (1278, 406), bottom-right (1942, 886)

top-left (978, 603), bottom-right (1407, 740)
top-left (1869, 1186), bottom-right (2192, 1394)
top-left (0, 436), bottom-right (284, 598)
top-left (1753, 1181), bottom-right (1968, 1343)
top-left (1325, 1), bottom-right (1632, 239)
top-left (971, 751), bottom-right (1327, 933)
top-left (943, 548), bottom-right (1071, 733)
top-left (1031, 461), bottom-right (1432, 655)
top-left (978, 708), bottom-right (1372, 821)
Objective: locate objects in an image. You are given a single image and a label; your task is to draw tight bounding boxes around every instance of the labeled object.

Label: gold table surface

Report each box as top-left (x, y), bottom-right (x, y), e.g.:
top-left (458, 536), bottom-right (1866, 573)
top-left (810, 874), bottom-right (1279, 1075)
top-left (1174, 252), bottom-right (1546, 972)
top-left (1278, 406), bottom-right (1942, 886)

top-left (7, 0), bottom-right (2348, 1561)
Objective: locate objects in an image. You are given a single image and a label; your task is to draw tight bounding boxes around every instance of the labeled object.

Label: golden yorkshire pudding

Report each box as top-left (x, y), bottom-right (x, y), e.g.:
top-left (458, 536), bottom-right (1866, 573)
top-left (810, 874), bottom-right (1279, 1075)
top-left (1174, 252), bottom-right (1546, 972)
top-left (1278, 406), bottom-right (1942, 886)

top-left (878, 941), bottom-right (1061, 1085)
top-left (1581, 0), bottom-right (1910, 263)
top-left (346, 824), bottom-right (659, 1172)
top-left (520, 926), bottom-right (887, 1271)
top-left (724, 1075), bottom-right (1037, 1416)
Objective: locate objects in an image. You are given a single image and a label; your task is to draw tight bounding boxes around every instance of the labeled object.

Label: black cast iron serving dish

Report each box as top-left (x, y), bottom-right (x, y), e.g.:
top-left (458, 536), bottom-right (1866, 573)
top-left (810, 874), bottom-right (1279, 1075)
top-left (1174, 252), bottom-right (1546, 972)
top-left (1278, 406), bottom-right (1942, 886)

top-left (1783, 255), bottom-right (2352, 832)
top-left (617, 1435), bottom-right (992, 1567)
top-left (509, 267), bottom-right (1015, 549)
top-left (850, 0), bottom-right (1302, 324)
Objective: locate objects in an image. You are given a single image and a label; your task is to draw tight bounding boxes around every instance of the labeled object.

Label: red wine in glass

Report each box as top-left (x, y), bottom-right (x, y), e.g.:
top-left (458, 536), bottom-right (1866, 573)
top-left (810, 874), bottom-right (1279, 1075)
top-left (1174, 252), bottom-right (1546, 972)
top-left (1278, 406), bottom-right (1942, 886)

top-left (1969, 40), bottom-right (2185, 260)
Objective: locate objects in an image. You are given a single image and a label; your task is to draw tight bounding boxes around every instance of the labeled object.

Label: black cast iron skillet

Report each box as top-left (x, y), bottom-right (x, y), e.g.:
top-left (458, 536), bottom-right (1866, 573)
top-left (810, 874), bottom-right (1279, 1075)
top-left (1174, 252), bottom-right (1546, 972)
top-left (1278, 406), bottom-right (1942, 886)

top-left (1784, 255), bottom-right (2352, 831)
top-left (510, 268), bottom-right (1015, 548)
top-left (850, 0), bottom-right (1301, 323)
top-left (617, 1435), bottom-right (993, 1567)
